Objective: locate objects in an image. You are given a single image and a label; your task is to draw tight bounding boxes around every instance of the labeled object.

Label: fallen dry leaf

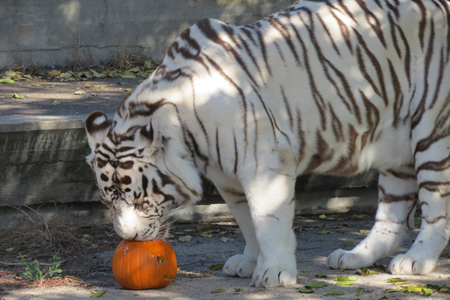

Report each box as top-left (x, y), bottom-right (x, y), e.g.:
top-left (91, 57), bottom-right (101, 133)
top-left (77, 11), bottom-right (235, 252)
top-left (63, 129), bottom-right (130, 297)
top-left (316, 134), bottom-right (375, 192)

top-left (200, 232), bottom-right (213, 238)
top-left (12, 93), bottom-right (24, 99)
top-left (373, 262), bottom-right (388, 272)
top-left (334, 275), bottom-right (357, 282)
top-left (121, 74), bottom-right (136, 79)
top-left (178, 236), bottom-right (192, 242)
top-left (4, 70), bottom-right (16, 77)
top-left (208, 264), bottom-right (224, 271)
top-left (48, 70), bottom-right (61, 77)
top-left (309, 223), bottom-right (325, 228)
top-left (127, 67), bottom-right (141, 73)
top-left (351, 214), bottom-right (366, 219)
top-left (317, 231), bottom-right (330, 235)
top-left (305, 282), bottom-right (327, 288)
top-left (355, 268), bottom-right (377, 275)
top-left (0, 78), bottom-right (16, 84)
top-left (355, 287), bottom-right (372, 296)
top-left (294, 226), bottom-right (304, 232)
top-left (90, 290), bottom-right (106, 298)
top-left (325, 291), bottom-right (344, 295)
top-left (95, 84), bottom-right (113, 89)
top-left (59, 72), bottom-right (73, 79)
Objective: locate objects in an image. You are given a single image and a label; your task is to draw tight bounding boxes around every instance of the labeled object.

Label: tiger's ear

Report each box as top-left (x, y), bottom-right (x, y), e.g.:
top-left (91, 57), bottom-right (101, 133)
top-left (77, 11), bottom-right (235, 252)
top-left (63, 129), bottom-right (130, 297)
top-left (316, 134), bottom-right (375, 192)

top-left (134, 119), bottom-right (162, 157)
top-left (85, 111), bottom-right (112, 151)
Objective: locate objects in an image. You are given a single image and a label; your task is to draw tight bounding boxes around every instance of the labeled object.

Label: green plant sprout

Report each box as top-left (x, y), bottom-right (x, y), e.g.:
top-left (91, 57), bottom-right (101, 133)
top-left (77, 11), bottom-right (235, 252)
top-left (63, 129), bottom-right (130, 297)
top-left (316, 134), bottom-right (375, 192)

top-left (19, 253), bottom-right (62, 284)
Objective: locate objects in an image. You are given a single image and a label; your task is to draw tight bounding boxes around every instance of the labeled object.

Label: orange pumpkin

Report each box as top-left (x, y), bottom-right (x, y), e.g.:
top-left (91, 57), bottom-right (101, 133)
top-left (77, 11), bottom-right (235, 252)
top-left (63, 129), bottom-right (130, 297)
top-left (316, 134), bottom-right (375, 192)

top-left (112, 239), bottom-right (177, 289)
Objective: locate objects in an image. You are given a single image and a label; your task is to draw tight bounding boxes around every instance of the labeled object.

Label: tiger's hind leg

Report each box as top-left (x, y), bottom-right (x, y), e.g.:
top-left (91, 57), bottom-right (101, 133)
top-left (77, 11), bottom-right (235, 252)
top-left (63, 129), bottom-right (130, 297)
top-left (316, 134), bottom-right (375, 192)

top-left (328, 168), bottom-right (418, 270)
top-left (390, 127), bottom-right (450, 274)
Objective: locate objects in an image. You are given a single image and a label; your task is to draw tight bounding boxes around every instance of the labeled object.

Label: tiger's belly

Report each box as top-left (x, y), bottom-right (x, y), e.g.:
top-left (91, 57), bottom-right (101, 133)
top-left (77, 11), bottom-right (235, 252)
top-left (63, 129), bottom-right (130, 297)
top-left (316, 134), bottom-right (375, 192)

top-left (359, 124), bottom-right (414, 171)
top-left (298, 121), bottom-right (414, 177)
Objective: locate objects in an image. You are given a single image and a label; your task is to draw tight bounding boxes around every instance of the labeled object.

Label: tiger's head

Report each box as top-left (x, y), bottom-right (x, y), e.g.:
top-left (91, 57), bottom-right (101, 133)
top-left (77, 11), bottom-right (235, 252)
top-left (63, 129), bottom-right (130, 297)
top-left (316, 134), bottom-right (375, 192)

top-left (85, 109), bottom-right (202, 241)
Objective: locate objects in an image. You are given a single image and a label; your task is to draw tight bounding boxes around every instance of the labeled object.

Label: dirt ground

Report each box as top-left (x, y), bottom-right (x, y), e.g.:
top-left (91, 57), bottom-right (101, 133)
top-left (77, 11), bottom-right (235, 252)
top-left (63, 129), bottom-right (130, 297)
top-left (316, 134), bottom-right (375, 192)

top-left (1, 212), bottom-right (450, 300)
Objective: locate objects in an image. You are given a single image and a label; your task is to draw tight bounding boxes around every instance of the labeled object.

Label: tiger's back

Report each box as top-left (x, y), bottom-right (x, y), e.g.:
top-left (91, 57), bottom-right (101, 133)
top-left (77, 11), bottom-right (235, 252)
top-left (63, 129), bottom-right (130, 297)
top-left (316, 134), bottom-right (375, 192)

top-left (122, 0), bottom-right (447, 178)
top-left (86, 0), bottom-right (450, 288)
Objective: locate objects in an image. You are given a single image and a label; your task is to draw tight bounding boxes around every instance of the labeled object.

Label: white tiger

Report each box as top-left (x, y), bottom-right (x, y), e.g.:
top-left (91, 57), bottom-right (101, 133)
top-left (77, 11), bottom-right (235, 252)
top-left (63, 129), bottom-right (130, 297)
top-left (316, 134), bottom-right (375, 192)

top-left (85, 0), bottom-right (450, 287)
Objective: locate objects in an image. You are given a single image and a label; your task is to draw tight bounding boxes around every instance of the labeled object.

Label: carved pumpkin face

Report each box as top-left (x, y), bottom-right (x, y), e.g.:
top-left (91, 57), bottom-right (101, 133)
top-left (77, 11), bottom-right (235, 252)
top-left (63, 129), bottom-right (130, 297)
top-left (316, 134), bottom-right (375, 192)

top-left (112, 239), bottom-right (177, 289)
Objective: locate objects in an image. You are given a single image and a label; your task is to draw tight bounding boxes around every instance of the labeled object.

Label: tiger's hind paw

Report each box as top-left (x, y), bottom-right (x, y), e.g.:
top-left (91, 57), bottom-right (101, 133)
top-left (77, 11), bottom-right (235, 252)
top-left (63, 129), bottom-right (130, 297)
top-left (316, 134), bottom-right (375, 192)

top-left (223, 254), bottom-right (257, 278)
top-left (327, 249), bottom-right (374, 270)
top-left (389, 254), bottom-right (436, 275)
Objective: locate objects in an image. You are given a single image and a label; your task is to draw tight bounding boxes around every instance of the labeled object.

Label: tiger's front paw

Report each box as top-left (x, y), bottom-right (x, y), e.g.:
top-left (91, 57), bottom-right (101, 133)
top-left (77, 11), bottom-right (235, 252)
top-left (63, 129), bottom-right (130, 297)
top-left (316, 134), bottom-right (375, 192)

top-left (327, 249), bottom-right (372, 270)
top-left (389, 254), bottom-right (436, 275)
top-left (250, 264), bottom-right (297, 287)
top-left (223, 254), bottom-right (257, 278)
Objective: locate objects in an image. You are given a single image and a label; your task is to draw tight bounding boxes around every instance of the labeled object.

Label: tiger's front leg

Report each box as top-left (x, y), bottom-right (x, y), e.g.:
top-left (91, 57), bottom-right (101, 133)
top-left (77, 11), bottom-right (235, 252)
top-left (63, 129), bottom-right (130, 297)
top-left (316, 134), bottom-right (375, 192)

top-left (244, 171), bottom-right (297, 287)
top-left (215, 185), bottom-right (259, 278)
top-left (328, 169), bottom-right (417, 270)
top-left (206, 167), bottom-right (260, 278)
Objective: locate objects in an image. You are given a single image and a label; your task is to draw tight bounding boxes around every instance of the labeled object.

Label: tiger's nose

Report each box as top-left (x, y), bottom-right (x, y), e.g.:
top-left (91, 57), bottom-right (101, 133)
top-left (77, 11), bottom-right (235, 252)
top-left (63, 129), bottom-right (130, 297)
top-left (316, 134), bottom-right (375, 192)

top-left (113, 174), bottom-right (132, 186)
top-left (113, 208), bottom-right (139, 240)
top-left (114, 224), bottom-right (137, 240)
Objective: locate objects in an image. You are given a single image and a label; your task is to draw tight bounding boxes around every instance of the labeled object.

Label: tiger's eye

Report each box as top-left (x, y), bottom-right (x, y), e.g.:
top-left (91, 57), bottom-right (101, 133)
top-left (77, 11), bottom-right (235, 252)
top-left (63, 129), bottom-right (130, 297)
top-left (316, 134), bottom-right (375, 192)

top-left (119, 161), bottom-right (134, 169)
top-left (100, 173), bottom-right (109, 182)
top-left (97, 158), bottom-right (107, 168)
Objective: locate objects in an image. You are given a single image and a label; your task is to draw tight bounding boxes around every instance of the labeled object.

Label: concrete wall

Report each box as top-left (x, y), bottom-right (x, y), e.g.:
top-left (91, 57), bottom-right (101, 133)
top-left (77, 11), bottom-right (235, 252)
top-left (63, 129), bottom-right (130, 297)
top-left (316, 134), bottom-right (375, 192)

top-left (1, 0), bottom-right (298, 69)
top-left (0, 122), bottom-right (96, 206)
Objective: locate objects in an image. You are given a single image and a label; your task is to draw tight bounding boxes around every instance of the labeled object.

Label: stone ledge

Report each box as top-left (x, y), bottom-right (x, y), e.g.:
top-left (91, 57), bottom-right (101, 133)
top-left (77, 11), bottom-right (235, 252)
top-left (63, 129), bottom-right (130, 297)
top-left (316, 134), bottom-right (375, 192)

top-left (0, 187), bottom-right (378, 229)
